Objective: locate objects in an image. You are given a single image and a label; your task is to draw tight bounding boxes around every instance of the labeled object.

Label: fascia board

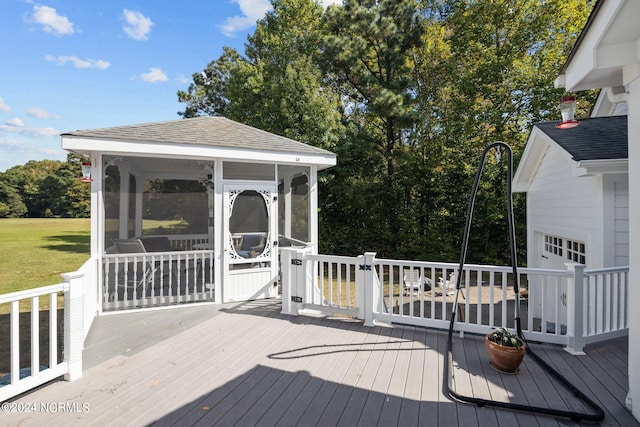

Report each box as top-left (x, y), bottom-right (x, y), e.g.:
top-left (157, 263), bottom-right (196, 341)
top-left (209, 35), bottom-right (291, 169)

top-left (61, 135), bottom-right (336, 169)
top-left (577, 158), bottom-right (628, 175)
top-left (513, 127), bottom-right (550, 192)
top-left (560, 0), bottom-right (626, 91)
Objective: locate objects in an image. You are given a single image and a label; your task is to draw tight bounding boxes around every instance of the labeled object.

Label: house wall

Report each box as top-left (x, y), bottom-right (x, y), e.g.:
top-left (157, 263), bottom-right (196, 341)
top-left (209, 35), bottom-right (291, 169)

top-left (526, 145), bottom-right (604, 269)
top-left (603, 174), bottom-right (630, 266)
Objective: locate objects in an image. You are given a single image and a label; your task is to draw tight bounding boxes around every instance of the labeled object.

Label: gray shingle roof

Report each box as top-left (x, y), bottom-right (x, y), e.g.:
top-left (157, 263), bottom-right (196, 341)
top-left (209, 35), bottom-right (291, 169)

top-left (62, 116), bottom-right (334, 157)
top-left (535, 115), bottom-right (627, 161)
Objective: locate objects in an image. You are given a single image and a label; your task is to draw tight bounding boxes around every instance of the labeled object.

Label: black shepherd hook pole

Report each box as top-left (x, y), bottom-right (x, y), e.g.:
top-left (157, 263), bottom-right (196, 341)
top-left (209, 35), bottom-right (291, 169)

top-left (443, 142), bottom-right (605, 422)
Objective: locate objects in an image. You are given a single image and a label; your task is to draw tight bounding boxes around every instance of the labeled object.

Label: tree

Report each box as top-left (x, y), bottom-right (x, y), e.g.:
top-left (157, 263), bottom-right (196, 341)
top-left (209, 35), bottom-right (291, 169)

top-left (177, 46), bottom-right (242, 118)
top-left (226, 0), bottom-right (344, 149)
top-left (176, 0), bottom-right (597, 264)
top-left (409, 0), bottom-right (596, 263)
top-left (0, 156), bottom-right (90, 218)
top-left (322, 0), bottom-right (424, 253)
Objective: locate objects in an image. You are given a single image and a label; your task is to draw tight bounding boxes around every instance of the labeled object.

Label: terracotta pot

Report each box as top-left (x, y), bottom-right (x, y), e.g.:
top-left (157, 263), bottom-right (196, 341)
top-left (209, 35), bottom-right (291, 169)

top-left (485, 335), bottom-right (526, 373)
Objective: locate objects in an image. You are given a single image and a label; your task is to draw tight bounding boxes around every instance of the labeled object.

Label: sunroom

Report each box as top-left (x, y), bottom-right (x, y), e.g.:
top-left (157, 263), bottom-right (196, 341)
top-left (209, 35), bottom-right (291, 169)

top-left (62, 116), bottom-right (336, 311)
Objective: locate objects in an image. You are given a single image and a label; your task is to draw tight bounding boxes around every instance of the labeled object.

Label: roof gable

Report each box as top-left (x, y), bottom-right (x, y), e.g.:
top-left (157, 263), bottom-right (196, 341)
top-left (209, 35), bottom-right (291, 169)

top-left (514, 115), bottom-right (628, 192)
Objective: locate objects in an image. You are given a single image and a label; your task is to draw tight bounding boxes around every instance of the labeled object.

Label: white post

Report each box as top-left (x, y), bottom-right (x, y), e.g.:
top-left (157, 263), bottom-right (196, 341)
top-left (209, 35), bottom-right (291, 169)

top-left (280, 247), bottom-right (309, 316)
top-left (362, 252), bottom-right (377, 327)
top-left (118, 164), bottom-right (130, 239)
top-left (626, 73), bottom-right (640, 416)
top-left (135, 176), bottom-right (144, 237)
top-left (280, 247), bottom-right (296, 315)
top-left (356, 255), bottom-right (365, 320)
top-left (61, 272), bottom-right (84, 381)
top-left (564, 262), bottom-right (586, 355)
top-left (284, 171), bottom-right (292, 238)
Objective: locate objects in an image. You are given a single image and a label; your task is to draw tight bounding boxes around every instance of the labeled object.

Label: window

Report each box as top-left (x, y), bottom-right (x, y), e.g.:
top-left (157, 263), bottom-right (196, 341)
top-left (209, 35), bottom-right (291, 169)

top-left (566, 239), bottom-right (586, 264)
top-left (544, 235), bottom-right (563, 257)
top-left (543, 234), bottom-right (587, 265)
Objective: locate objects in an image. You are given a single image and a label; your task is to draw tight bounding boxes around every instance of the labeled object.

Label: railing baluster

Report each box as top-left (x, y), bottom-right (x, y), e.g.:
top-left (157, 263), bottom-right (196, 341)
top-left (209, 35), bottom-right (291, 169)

top-left (10, 300), bottom-right (19, 385)
top-left (31, 296), bottom-right (40, 379)
top-left (49, 292), bottom-right (57, 367)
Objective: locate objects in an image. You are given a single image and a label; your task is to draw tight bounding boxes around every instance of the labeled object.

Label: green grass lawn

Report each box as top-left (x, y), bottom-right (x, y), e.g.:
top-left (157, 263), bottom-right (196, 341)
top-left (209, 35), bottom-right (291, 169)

top-left (0, 218), bottom-right (89, 376)
top-left (0, 218), bottom-right (90, 295)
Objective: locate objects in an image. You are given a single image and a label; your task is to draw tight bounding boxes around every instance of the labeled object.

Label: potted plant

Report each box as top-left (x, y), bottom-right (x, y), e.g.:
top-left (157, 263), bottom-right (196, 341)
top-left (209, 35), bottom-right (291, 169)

top-left (485, 327), bottom-right (526, 373)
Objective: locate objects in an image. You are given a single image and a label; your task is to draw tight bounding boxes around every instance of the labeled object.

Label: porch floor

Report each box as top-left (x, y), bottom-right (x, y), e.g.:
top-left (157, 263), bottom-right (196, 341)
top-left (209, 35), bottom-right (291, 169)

top-left (7, 299), bottom-right (636, 426)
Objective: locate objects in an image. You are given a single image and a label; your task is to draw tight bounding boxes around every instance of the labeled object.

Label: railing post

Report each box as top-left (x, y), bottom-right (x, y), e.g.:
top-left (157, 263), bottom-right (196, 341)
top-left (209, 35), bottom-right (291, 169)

top-left (280, 247), bottom-right (308, 316)
top-left (362, 252), bottom-right (377, 327)
top-left (61, 271), bottom-right (84, 380)
top-left (280, 247), bottom-right (296, 315)
top-left (564, 263), bottom-right (586, 355)
top-left (356, 255), bottom-right (365, 320)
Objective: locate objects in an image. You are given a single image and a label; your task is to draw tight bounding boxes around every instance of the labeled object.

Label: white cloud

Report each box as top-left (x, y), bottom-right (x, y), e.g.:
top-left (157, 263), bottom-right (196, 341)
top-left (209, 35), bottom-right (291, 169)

top-left (220, 0), bottom-right (272, 37)
top-left (0, 97), bottom-right (10, 112)
top-left (176, 74), bottom-right (190, 85)
top-left (1, 117), bottom-right (57, 136)
top-left (321, 0), bottom-right (343, 6)
top-left (45, 54), bottom-right (110, 69)
top-left (31, 5), bottom-right (74, 36)
top-left (5, 117), bottom-right (24, 128)
top-left (139, 67), bottom-right (168, 83)
top-left (27, 107), bottom-right (58, 119)
top-left (123, 9), bottom-right (153, 41)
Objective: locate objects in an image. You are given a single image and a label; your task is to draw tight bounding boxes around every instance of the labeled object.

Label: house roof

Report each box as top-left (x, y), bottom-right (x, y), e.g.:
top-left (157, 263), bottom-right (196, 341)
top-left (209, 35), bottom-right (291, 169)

top-left (513, 115), bottom-right (628, 192)
top-left (62, 116), bottom-right (334, 157)
top-left (534, 115), bottom-right (627, 161)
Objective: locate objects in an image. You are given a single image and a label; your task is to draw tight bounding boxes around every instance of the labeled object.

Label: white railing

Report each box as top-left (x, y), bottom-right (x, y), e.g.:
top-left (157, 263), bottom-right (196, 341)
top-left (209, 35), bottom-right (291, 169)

top-left (166, 234), bottom-right (209, 251)
top-left (102, 250), bottom-right (215, 311)
top-left (0, 271), bottom-right (84, 402)
top-left (281, 248), bottom-right (358, 317)
top-left (583, 266), bottom-right (629, 343)
top-left (280, 248), bottom-right (629, 354)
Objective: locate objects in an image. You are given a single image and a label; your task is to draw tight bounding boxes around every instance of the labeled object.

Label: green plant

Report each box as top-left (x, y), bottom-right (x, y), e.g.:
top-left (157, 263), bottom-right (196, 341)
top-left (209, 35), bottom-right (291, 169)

top-left (487, 327), bottom-right (524, 348)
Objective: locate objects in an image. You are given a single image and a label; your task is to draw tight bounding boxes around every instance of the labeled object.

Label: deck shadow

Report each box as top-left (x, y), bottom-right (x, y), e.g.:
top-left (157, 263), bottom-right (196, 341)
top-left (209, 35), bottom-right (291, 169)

top-left (148, 364), bottom-right (452, 426)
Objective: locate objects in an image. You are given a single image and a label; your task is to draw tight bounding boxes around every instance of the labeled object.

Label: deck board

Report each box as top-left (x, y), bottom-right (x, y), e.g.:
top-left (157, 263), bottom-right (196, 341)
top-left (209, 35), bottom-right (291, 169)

top-left (4, 299), bottom-right (637, 427)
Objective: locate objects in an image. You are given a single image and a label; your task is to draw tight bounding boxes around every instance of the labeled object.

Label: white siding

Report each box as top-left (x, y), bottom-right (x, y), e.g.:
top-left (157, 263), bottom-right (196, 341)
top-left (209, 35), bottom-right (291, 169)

top-left (225, 268), bottom-right (277, 302)
top-left (615, 177), bottom-right (630, 266)
top-left (528, 146), bottom-right (604, 268)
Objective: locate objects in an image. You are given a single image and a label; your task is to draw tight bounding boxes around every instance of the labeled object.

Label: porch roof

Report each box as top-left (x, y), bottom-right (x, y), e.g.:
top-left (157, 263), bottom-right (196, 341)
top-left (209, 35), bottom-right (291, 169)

top-left (61, 116), bottom-right (337, 169)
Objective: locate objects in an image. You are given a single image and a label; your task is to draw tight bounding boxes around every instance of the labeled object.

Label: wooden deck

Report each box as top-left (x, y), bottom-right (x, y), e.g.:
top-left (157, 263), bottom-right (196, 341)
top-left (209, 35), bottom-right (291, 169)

top-left (5, 299), bottom-right (636, 426)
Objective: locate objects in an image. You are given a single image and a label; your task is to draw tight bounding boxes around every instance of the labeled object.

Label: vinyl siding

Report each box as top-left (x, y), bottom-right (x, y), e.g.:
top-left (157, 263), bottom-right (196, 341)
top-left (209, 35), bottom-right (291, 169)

top-left (528, 146), bottom-right (603, 267)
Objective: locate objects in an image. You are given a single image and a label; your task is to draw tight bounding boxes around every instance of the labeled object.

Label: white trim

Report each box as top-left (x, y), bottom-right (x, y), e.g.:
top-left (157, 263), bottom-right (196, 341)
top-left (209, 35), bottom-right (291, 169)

top-left (577, 158), bottom-right (628, 175)
top-left (557, 0), bottom-right (639, 91)
top-left (62, 136), bottom-right (336, 169)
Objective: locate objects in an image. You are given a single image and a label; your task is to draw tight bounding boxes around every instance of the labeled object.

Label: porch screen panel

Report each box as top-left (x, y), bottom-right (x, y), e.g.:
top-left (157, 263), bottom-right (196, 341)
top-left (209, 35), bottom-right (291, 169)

top-left (103, 161), bottom-right (136, 251)
top-left (278, 165), bottom-right (310, 244)
top-left (223, 162), bottom-right (275, 181)
top-left (142, 179), bottom-right (207, 239)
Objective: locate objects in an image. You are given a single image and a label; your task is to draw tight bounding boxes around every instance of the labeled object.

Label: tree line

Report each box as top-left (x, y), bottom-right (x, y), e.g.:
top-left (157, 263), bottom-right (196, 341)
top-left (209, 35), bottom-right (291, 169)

top-left (177, 0), bottom-right (597, 264)
top-left (0, 155), bottom-right (90, 218)
top-left (1, 0), bottom-right (597, 266)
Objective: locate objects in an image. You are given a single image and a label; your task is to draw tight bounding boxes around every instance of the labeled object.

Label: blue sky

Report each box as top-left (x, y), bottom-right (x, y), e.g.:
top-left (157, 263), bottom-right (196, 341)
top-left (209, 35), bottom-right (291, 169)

top-left (0, 0), bottom-right (340, 172)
